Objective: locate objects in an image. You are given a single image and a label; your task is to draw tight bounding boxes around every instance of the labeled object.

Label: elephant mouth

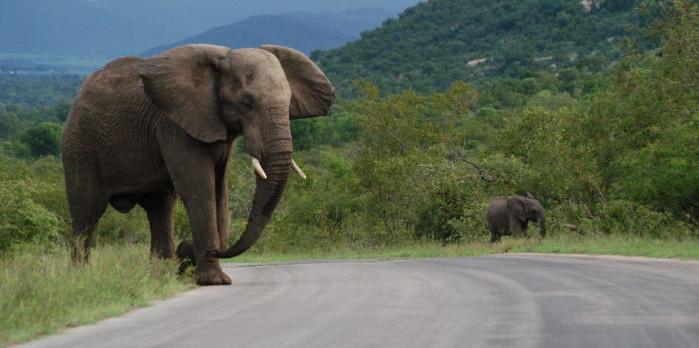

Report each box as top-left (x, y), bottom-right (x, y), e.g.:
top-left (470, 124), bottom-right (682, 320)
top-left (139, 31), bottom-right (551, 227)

top-left (245, 106), bottom-right (306, 181)
top-left (250, 156), bottom-right (306, 180)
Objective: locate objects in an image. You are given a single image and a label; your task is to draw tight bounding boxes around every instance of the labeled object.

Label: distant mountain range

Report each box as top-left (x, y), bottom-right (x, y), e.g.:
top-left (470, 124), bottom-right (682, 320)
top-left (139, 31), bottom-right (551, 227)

top-left (142, 9), bottom-right (394, 56)
top-left (0, 0), bottom-right (418, 57)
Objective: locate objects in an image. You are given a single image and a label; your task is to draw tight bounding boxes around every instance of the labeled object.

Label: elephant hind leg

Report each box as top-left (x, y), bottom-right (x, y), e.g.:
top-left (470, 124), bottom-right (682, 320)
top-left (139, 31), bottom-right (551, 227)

top-left (67, 185), bottom-right (109, 264)
top-left (138, 191), bottom-right (177, 259)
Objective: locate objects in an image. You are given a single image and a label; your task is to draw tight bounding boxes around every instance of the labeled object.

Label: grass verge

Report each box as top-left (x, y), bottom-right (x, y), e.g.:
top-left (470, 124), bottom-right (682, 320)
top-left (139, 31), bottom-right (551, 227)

top-left (0, 245), bottom-right (192, 347)
top-left (227, 234), bottom-right (699, 263)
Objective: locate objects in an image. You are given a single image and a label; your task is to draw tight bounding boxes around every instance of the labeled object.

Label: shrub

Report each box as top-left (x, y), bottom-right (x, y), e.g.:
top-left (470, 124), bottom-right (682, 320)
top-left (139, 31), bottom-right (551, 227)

top-left (0, 181), bottom-right (61, 252)
top-left (416, 173), bottom-right (494, 243)
top-left (595, 200), bottom-right (696, 239)
top-left (545, 199), bottom-right (696, 240)
top-left (18, 122), bottom-right (63, 158)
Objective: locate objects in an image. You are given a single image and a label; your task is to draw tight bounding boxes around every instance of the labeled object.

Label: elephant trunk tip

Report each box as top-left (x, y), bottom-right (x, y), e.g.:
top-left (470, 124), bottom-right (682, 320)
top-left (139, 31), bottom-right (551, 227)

top-left (214, 216), bottom-right (268, 259)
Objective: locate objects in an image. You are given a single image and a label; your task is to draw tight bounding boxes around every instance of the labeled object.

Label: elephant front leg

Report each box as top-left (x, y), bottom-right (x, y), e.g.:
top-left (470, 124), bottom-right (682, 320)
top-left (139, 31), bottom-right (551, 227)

top-left (490, 228), bottom-right (502, 243)
top-left (215, 162), bottom-right (230, 251)
top-left (184, 199), bottom-right (231, 285)
top-left (161, 143), bottom-right (231, 285)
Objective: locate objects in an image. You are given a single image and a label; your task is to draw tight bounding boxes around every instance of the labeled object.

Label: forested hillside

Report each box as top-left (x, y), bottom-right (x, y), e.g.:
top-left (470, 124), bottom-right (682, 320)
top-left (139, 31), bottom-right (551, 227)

top-left (314, 0), bottom-right (641, 95)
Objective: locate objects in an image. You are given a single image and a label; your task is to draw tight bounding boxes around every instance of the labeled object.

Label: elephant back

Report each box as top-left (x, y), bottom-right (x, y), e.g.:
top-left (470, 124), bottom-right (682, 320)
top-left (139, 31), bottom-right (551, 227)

top-left (62, 56), bottom-right (159, 163)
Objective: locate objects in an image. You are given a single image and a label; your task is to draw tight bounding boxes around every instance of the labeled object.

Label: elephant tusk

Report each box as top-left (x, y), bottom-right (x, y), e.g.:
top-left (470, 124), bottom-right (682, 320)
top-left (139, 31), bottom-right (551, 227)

top-left (291, 159), bottom-right (307, 180)
top-left (251, 158), bottom-right (267, 179)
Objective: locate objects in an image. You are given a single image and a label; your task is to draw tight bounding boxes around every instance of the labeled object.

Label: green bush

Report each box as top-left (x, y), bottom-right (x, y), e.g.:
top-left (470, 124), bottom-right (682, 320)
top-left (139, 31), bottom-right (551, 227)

top-left (19, 122), bottom-right (63, 158)
top-left (416, 175), bottom-right (492, 243)
top-left (0, 181), bottom-right (61, 252)
top-left (95, 208), bottom-right (150, 244)
top-left (595, 200), bottom-right (696, 239)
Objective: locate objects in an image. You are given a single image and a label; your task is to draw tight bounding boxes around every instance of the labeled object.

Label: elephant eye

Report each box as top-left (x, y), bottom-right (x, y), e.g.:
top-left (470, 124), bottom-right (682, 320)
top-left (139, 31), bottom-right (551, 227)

top-left (229, 76), bottom-right (242, 90)
top-left (239, 93), bottom-right (255, 111)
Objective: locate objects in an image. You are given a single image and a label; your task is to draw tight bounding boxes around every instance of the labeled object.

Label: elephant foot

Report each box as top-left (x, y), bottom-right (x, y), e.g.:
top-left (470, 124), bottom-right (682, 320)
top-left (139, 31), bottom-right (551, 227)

top-left (196, 264), bottom-right (231, 286)
top-left (177, 240), bottom-right (231, 285)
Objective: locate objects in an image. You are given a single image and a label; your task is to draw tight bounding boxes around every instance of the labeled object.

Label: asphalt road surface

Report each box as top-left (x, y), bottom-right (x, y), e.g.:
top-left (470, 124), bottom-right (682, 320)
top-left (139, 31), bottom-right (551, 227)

top-left (14, 254), bottom-right (699, 348)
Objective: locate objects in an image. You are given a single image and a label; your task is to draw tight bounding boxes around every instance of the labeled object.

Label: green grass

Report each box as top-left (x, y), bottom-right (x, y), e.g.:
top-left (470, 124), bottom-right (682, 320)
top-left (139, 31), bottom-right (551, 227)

top-left (0, 245), bottom-right (192, 347)
top-left (228, 234), bottom-right (699, 263)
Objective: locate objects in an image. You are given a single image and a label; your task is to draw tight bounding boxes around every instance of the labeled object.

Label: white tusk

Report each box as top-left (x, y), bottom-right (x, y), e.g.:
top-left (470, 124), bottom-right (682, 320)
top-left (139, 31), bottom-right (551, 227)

top-left (291, 159), bottom-right (307, 180)
top-left (251, 158), bottom-right (267, 179)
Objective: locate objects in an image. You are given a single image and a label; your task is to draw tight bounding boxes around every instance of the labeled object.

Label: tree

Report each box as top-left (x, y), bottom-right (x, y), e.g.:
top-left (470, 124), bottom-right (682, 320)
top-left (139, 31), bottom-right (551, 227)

top-left (19, 122), bottom-right (63, 158)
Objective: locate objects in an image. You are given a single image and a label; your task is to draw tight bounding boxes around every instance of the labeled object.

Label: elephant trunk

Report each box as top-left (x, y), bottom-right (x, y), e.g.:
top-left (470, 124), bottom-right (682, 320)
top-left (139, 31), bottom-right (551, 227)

top-left (215, 112), bottom-right (292, 259)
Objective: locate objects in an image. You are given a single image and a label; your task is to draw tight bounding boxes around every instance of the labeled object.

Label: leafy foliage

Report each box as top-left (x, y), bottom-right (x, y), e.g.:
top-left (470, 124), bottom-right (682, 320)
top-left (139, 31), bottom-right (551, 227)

top-left (0, 180), bottom-right (61, 252)
top-left (18, 122), bottom-right (63, 157)
top-left (0, 74), bottom-right (81, 108)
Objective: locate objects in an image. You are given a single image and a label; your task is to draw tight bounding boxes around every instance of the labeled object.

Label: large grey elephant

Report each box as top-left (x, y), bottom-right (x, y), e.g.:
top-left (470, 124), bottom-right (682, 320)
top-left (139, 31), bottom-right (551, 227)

top-left (486, 196), bottom-right (546, 242)
top-left (61, 44), bottom-right (334, 285)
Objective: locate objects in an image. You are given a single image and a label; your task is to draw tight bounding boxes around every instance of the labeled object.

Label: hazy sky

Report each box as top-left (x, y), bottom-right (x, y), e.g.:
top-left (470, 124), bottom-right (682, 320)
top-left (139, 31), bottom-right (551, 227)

top-left (0, 0), bottom-right (424, 56)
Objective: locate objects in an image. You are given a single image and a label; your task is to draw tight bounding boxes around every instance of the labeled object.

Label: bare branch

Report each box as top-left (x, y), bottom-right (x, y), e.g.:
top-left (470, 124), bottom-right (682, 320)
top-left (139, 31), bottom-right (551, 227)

top-left (460, 159), bottom-right (497, 182)
top-left (562, 223), bottom-right (579, 231)
top-left (452, 157), bottom-right (516, 187)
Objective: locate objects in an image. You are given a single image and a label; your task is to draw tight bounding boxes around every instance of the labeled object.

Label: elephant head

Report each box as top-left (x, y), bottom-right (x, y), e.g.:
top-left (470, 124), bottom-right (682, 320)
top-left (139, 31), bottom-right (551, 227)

top-left (139, 44), bottom-right (334, 258)
top-left (507, 196), bottom-right (547, 238)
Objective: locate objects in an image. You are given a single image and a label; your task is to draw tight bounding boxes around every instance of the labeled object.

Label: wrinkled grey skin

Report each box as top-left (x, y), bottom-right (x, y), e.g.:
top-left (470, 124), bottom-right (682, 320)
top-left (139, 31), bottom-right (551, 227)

top-left (62, 44), bottom-right (334, 285)
top-left (486, 196), bottom-right (546, 243)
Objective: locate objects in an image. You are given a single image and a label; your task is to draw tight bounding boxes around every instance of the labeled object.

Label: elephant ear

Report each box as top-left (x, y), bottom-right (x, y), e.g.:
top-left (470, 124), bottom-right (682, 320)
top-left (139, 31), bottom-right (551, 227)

top-left (139, 45), bottom-right (230, 143)
top-left (507, 196), bottom-right (527, 222)
top-left (260, 45), bottom-right (335, 119)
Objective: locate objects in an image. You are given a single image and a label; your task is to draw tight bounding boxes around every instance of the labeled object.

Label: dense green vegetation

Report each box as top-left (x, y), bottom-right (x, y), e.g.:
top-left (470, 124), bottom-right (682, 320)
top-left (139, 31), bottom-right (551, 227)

top-left (256, 0), bottom-right (698, 250)
top-left (0, 0), bottom-right (696, 344)
top-left (0, 74), bottom-right (76, 159)
top-left (0, 74), bottom-right (81, 107)
top-left (314, 0), bottom-right (642, 95)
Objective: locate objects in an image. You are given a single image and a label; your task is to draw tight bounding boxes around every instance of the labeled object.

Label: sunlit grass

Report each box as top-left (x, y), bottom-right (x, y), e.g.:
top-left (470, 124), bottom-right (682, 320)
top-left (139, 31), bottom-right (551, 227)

top-left (0, 245), bottom-right (192, 346)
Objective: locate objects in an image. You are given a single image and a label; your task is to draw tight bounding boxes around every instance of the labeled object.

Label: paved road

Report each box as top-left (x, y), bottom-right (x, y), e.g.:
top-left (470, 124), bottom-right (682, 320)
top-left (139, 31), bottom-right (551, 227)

top-left (14, 254), bottom-right (699, 348)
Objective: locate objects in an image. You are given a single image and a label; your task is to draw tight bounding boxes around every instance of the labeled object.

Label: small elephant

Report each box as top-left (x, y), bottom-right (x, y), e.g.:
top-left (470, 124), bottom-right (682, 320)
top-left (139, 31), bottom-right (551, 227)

top-left (62, 44), bottom-right (334, 285)
top-left (486, 196), bottom-right (546, 242)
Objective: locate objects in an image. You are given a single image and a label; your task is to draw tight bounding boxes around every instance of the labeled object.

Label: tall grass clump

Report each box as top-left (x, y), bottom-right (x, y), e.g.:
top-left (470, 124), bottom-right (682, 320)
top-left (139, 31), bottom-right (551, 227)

top-left (0, 245), bottom-right (191, 346)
